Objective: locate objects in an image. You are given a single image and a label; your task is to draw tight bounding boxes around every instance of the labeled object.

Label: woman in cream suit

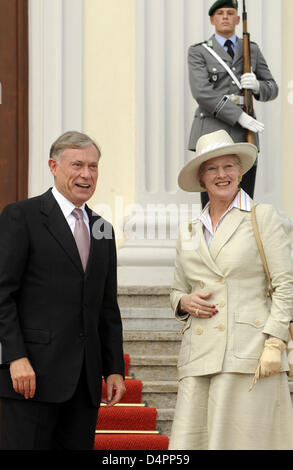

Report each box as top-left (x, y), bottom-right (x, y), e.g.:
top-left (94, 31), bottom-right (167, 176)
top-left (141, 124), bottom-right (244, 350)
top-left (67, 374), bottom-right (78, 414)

top-left (169, 130), bottom-right (293, 450)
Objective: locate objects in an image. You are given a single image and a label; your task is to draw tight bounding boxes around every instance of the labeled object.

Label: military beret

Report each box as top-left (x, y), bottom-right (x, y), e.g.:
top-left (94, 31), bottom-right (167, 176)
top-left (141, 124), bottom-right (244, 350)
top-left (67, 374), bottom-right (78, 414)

top-left (209, 0), bottom-right (238, 16)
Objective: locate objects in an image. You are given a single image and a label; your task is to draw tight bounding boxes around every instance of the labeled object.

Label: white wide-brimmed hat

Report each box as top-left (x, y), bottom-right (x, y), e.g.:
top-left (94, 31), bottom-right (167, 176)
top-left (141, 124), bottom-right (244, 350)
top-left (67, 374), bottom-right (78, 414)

top-left (178, 130), bottom-right (258, 192)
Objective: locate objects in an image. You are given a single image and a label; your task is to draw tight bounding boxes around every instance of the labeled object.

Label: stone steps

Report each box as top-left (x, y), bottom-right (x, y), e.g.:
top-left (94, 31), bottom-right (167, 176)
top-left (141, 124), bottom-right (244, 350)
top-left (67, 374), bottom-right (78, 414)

top-left (142, 381), bottom-right (178, 408)
top-left (156, 409), bottom-right (175, 436)
top-left (123, 330), bottom-right (181, 356)
top-left (119, 285), bottom-right (179, 438)
top-left (121, 307), bottom-right (181, 331)
top-left (129, 355), bottom-right (178, 382)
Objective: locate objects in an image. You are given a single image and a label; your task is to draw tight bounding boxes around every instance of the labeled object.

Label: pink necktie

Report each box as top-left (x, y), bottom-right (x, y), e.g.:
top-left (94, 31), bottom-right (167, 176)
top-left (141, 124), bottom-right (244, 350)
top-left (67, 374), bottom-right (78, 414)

top-left (72, 208), bottom-right (90, 271)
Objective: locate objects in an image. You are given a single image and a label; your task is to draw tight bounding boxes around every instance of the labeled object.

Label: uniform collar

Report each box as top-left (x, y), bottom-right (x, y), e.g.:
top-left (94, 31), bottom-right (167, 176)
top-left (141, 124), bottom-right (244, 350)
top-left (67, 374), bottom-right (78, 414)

top-left (214, 33), bottom-right (238, 49)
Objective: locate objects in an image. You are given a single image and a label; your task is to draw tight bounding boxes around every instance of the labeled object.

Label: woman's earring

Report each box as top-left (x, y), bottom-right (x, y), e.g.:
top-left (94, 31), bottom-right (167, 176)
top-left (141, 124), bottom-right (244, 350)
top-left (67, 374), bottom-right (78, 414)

top-left (238, 175), bottom-right (243, 184)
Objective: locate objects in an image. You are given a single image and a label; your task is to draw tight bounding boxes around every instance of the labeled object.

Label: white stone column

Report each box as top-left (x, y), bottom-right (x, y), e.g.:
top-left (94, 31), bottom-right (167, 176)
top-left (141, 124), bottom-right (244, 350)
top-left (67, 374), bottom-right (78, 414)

top-left (28, 0), bottom-right (83, 197)
top-left (117, 0), bottom-right (283, 286)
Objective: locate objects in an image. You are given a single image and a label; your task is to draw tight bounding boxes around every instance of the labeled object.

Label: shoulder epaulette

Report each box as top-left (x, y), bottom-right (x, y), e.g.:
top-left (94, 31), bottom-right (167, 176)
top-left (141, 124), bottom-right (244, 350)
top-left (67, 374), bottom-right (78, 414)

top-left (192, 40), bottom-right (208, 48)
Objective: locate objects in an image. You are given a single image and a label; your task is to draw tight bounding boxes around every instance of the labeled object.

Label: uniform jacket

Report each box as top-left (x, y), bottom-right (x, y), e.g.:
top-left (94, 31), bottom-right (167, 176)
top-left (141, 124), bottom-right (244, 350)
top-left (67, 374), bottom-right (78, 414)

top-left (188, 35), bottom-right (279, 151)
top-left (0, 189), bottom-right (124, 405)
top-left (170, 203), bottom-right (293, 380)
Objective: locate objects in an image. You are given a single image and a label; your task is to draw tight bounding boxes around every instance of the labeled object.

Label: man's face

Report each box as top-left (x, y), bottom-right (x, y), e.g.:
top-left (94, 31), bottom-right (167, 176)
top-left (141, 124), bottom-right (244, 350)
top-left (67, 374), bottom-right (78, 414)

top-left (49, 144), bottom-right (100, 207)
top-left (210, 8), bottom-right (240, 37)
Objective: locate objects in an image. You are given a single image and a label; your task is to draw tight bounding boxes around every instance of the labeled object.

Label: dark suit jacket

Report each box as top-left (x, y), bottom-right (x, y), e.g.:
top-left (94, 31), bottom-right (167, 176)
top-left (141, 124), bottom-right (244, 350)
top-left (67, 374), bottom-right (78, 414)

top-left (0, 189), bottom-right (124, 406)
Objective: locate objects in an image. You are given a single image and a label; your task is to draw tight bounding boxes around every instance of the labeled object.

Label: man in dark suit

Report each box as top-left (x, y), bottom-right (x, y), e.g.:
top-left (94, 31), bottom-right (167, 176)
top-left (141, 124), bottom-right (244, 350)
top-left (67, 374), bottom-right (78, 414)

top-left (0, 131), bottom-right (126, 450)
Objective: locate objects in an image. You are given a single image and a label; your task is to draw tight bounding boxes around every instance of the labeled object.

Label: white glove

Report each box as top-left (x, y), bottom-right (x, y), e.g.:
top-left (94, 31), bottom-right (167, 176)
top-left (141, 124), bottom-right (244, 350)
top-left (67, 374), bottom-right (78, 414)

top-left (241, 72), bottom-right (260, 94)
top-left (249, 337), bottom-right (286, 391)
top-left (238, 112), bottom-right (264, 133)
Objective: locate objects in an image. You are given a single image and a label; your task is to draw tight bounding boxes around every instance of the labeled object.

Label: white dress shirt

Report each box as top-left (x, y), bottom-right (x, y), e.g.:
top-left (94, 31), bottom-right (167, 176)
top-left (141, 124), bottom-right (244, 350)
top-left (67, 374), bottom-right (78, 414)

top-left (199, 189), bottom-right (251, 247)
top-left (51, 186), bottom-right (90, 235)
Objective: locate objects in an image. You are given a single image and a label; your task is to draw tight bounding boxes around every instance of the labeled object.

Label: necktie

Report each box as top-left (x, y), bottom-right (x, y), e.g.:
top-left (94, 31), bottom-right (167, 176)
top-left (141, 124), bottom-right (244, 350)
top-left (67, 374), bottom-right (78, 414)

top-left (72, 208), bottom-right (90, 271)
top-left (224, 39), bottom-right (234, 59)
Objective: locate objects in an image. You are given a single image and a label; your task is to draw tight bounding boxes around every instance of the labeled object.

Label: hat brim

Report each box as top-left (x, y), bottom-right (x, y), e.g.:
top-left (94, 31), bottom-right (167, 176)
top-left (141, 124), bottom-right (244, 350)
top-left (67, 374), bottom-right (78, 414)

top-left (178, 142), bottom-right (257, 192)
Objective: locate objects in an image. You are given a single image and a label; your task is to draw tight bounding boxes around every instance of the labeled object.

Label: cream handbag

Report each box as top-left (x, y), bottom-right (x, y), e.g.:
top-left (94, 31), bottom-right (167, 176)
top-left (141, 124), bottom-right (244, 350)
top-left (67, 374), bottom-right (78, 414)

top-left (251, 205), bottom-right (293, 377)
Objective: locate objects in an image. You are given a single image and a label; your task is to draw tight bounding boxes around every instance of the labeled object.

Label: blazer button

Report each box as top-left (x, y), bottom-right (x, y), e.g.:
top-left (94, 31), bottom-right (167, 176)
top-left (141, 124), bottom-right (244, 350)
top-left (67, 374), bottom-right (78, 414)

top-left (195, 327), bottom-right (203, 335)
top-left (217, 324), bottom-right (226, 332)
top-left (254, 320), bottom-right (261, 326)
top-left (219, 300), bottom-right (225, 308)
top-left (199, 281), bottom-right (205, 289)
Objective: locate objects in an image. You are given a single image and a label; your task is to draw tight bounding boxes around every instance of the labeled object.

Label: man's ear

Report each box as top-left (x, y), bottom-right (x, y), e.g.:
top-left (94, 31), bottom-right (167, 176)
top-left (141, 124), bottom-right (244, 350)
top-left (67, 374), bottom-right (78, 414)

top-left (48, 158), bottom-right (58, 177)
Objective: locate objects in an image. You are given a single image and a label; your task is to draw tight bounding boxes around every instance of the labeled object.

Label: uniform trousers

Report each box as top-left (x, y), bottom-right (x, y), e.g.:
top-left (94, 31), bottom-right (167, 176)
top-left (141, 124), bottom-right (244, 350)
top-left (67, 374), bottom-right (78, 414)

top-left (168, 372), bottom-right (293, 450)
top-left (0, 361), bottom-right (100, 450)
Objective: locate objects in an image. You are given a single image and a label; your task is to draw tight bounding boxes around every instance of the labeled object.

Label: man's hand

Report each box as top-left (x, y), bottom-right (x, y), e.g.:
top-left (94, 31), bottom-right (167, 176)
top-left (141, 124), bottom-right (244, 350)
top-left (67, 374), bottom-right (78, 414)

top-left (238, 112), bottom-right (265, 133)
top-left (9, 357), bottom-right (36, 399)
top-left (102, 374), bottom-right (126, 408)
top-left (241, 72), bottom-right (260, 94)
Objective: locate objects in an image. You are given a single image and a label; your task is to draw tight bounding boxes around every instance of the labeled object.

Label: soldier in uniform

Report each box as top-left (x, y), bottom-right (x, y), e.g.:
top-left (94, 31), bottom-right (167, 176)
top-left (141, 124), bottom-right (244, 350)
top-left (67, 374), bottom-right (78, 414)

top-left (188, 0), bottom-right (279, 206)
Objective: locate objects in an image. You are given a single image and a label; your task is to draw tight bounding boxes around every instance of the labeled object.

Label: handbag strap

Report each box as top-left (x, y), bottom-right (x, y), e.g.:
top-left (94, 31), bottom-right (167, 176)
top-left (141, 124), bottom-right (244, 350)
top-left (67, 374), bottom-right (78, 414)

top-left (251, 204), bottom-right (274, 299)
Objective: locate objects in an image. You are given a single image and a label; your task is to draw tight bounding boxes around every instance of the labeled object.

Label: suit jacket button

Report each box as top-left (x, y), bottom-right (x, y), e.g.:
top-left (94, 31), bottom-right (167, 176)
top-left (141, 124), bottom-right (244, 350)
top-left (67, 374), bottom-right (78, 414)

top-left (199, 281), bottom-right (205, 289)
top-left (219, 300), bottom-right (225, 308)
top-left (217, 324), bottom-right (225, 332)
top-left (195, 327), bottom-right (203, 335)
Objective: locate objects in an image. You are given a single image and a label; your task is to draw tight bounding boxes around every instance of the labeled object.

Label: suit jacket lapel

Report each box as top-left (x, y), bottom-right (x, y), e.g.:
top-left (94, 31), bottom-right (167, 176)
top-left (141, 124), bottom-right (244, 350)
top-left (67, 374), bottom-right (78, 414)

top-left (212, 35), bottom-right (233, 64)
top-left (191, 221), bottom-right (224, 277)
top-left (84, 205), bottom-right (100, 274)
top-left (40, 189), bottom-right (84, 274)
top-left (209, 208), bottom-right (246, 261)
top-left (233, 37), bottom-right (243, 65)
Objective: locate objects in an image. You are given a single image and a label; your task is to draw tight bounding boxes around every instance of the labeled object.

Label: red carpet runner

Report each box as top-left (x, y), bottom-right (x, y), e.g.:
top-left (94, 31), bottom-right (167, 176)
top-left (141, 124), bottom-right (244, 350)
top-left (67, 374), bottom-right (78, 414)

top-left (95, 354), bottom-right (169, 450)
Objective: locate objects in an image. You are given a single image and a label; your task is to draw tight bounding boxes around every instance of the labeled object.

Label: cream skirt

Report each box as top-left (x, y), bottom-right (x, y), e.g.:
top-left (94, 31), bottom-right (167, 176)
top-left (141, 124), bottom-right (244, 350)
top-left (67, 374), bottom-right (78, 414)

top-left (168, 372), bottom-right (293, 450)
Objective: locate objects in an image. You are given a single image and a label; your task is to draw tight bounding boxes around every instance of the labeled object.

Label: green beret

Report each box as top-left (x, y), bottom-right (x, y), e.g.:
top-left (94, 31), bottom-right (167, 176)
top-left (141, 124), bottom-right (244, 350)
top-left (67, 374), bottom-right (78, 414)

top-left (209, 0), bottom-right (238, 16)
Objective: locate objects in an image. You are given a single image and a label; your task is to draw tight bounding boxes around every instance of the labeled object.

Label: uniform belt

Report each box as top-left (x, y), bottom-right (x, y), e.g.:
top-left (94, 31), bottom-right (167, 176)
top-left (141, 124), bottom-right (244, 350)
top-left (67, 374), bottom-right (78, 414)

top-left (226, 94), bottom-right (244, 106)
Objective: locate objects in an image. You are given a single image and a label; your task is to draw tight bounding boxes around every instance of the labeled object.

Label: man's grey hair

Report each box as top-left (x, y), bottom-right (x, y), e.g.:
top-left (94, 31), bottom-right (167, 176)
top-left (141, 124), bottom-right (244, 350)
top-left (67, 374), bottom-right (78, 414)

top-left (50, 131), bottom-right (101, 162)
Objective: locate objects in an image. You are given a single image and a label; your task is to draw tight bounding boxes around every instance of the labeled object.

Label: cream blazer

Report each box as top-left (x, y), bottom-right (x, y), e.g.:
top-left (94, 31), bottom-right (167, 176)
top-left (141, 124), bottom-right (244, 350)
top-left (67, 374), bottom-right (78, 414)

top-left (170, 204), bottom-right (293, 380)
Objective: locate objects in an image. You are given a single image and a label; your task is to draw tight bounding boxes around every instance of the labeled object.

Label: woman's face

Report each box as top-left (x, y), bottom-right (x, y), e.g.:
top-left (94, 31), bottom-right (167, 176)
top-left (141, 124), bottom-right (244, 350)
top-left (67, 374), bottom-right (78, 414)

top-left (200, 155), bottom-right (243, 202)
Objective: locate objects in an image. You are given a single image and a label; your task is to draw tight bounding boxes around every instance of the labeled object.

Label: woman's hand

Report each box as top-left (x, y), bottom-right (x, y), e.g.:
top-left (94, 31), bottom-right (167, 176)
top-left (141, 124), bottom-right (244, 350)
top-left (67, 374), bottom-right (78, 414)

top-left (179, 292), bottom-right (218, 319)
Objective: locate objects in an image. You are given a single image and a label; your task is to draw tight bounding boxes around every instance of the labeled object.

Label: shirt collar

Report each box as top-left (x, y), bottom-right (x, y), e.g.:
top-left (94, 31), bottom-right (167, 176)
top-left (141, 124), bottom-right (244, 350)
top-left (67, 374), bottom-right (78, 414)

top-left (197, 188), bottom-right (251, 233)
top-left (215, 33), bottom-right (238, 49)
top-left (51, 186), bottom-right (87, 220)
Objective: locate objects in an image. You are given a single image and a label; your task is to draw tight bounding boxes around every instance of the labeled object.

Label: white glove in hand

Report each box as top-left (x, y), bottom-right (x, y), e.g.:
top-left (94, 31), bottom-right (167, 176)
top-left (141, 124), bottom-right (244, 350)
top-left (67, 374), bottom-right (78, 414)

top-left (249, 337), bottom-right (286, 391)
top-left (238, 112), bottom-right (265, 133)
top-left (241, 72), bottom-right (260, 94)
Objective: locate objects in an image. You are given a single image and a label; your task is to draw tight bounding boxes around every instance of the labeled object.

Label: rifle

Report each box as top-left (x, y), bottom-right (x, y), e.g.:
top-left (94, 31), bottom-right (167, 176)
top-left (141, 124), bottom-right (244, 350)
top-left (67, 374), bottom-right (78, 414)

top-left (242, 0), bottom-right (255, 145)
